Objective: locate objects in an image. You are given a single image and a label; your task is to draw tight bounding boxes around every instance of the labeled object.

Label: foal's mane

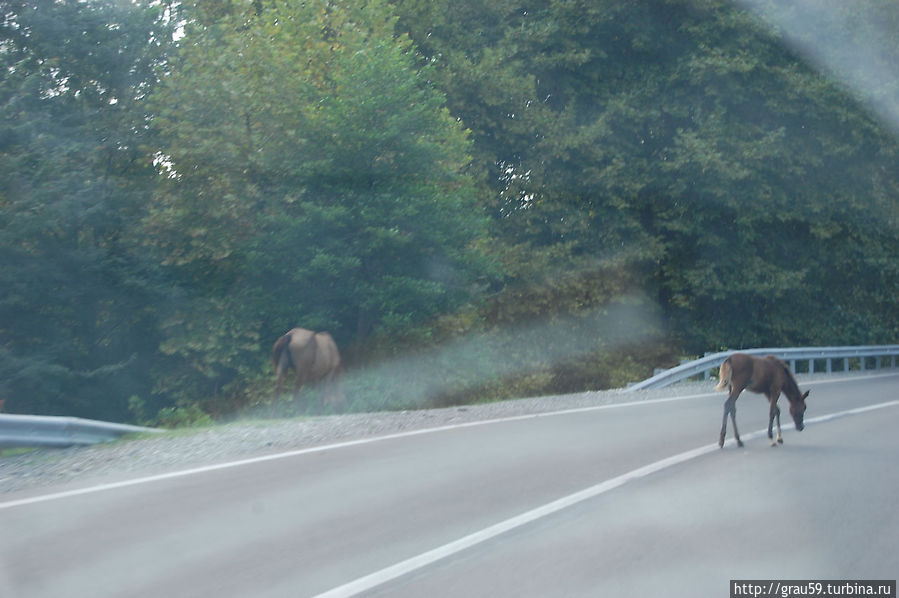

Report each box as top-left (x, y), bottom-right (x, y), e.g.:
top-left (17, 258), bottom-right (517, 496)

top-left (773, 357), bottom-right (801, 400)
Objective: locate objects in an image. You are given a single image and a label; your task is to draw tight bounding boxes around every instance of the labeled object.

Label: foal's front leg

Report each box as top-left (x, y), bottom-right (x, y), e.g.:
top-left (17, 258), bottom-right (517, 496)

top-left (768, 395), bottom-right (783, 446)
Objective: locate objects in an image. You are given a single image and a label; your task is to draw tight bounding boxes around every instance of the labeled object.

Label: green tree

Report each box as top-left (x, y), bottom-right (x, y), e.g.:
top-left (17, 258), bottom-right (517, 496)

top-left (0, 0), bottom-right (175, 418)
top-left (396, 0), bottom-right (899, 364)
top-left (144, 0), bottom-right (490, 405)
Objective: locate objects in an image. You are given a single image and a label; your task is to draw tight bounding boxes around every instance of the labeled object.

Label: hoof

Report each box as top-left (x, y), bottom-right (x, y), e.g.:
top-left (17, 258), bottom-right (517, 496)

top-left (736, 440), bottom-right (744, 448)
top-left (777, 438), bottom-right (784, 444)
top-left (718, 439), bottom-right (724, 449)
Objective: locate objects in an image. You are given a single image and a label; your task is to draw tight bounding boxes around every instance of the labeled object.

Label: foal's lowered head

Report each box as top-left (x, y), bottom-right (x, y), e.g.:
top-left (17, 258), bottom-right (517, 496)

top-left (789, 390), bottom-right (810, 431)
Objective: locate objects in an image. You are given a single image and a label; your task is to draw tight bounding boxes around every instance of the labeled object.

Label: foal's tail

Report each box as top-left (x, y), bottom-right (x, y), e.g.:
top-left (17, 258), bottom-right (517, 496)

top-left (714, 357), bottom-right (732, 391)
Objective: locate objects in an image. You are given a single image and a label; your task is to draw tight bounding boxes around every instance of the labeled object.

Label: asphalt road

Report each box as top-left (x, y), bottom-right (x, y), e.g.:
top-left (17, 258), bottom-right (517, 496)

top-left (1, 374), bottom-right (897, 598)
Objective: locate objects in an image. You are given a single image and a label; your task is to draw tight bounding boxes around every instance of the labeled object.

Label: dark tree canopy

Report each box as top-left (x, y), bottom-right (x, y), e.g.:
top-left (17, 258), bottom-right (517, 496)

top-left (0, 0), bottom-right (173, 418)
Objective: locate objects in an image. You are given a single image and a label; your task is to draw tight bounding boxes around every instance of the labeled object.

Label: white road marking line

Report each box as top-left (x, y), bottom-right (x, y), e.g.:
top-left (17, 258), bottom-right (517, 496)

top-left (311, 396), bottom-right (899, 598)
top-left (0, 372), bottom-right (895, 511)
top-left (0, 392), bottom-right (710, 510)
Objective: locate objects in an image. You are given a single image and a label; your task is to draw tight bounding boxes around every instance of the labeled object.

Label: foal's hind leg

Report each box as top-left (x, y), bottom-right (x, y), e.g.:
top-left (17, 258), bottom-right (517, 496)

top-left (719, 393), bottom-right (744, 448)
top-left (729, 399), bottom-right (743, 448)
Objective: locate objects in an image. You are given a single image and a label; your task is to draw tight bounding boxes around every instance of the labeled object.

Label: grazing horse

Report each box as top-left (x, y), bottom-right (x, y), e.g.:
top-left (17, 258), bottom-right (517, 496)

top-left (272, 328), bottom-right (344, 407)
top-left (715, 353), bottom-right (809, 448)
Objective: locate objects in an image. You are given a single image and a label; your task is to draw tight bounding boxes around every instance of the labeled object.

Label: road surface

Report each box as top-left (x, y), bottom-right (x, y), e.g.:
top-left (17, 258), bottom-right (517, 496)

top-left (1, 374), bottom-right (897, 597)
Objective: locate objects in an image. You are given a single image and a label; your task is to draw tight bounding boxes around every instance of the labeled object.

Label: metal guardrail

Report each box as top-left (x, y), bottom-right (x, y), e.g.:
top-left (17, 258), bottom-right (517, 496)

top-left (627, 345), bottom-right (899, 391)
top-left (3, 345), bottom-right (896, 445)
top-left (0, 414), bottom-right (160, 448)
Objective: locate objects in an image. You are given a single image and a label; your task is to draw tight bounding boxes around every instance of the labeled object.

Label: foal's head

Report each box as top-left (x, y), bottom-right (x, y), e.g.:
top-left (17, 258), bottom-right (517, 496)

top-left (789, 390), bottom-right (810, 431)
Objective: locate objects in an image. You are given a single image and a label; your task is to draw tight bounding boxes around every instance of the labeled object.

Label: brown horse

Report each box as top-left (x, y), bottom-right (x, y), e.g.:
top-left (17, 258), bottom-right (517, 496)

top-left (272, 328), bottom-right (344, 407)
top-left (715, 353), bottom-right (809, 448)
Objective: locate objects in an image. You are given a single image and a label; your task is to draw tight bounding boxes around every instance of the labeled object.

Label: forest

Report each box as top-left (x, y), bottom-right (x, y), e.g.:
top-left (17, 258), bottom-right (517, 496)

top-left (1, 0), bottom-right (897, 424)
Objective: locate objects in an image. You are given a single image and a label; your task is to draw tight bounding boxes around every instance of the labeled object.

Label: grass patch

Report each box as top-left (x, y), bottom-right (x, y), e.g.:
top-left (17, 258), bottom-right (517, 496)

top-left (0, 446), bottom-right (40, 459)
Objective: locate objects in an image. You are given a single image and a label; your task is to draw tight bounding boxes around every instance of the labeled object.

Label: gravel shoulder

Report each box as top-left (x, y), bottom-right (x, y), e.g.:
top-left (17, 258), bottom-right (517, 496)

top-left (0, 372), bottom-right (875, 496)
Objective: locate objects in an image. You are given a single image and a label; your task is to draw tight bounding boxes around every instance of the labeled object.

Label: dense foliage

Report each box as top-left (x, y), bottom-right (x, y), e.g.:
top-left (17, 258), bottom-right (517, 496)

top-left (0, 0), bottom-right (172, 420)
top-left (1, 0), bottom-right (897, 421)
top-left (143, 0), bottom-right (489, 408)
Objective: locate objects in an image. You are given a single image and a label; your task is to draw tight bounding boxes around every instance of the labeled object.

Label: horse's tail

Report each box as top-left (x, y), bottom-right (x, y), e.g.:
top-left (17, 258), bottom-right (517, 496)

top-left (272, 332), bottom-right (292, 371)
top-left (715, 357), bottom-right (732, 391)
